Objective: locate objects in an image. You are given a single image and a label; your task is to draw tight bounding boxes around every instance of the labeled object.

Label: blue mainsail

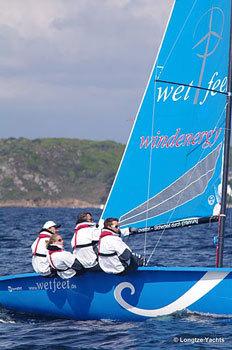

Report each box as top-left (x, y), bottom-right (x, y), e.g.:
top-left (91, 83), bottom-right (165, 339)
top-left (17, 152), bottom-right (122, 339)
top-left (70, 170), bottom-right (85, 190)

top-left (102, 0), bottom-right (231, 228)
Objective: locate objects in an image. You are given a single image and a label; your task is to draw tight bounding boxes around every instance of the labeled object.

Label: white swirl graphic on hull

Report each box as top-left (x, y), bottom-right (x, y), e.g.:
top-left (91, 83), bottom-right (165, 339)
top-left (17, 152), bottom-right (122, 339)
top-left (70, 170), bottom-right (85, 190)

top-left (114, 271), bottom-right (229, 317)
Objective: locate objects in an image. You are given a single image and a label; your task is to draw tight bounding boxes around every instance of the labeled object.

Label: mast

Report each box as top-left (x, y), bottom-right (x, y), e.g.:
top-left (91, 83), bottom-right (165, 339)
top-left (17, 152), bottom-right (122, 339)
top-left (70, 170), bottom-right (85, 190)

top-left (216, 3), bottom-right (232, 268)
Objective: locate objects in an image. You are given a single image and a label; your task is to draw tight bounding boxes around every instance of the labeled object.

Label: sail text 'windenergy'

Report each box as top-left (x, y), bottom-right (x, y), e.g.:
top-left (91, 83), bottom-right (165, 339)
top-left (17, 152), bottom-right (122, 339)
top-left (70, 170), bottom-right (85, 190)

top-left (140, 127), bottom-right (221, 150)
top-left (140, 70), bottom-right (225, 150)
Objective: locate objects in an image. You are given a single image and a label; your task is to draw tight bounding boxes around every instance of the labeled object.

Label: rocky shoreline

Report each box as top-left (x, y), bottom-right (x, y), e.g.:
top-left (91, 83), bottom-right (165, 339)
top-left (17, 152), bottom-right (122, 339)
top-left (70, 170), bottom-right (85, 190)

top-left (1, 199), bottom-right (231, 210)
top-left (0, 199), bottom-right (103, 209)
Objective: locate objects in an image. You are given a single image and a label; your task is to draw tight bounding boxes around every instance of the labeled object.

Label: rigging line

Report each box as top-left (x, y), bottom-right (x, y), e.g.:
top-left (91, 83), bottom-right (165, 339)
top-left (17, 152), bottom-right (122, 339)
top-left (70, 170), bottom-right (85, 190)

top-left (121, 143), bottom-right (221, 225)
top-left (144, 67), bottom-right (159, 260)
top-left (145, 69), bottom-right (167, 265)
top-left (210, 103), bottom-right (228, 131)
top-left (146, 1), bottom-right (227, 264)
top-left (120, 157), bottom-right (220, 226)
top-left (135, 3), bottom-right (199, 256)
top-left (146, 170), bottom-right (219, 265)
top-left (144, 2), bottom-right (227, 264)
top-left (145, 155), bottom-right (214, 264)
top-left (146, 145), bottom-right (221, 264)
top-left (158, 0), bottom-right (197, 79)
top-left (120, 103), bottom-right (227, 224)
top-left (155, 79), bottom-right (228, 96)
top-left (146, 227), bottom-right (166, 266)
top-left (146, 110), bottom-right (226, 265)
top-left (213, 116), bottom-right (226, 193)
top-left (186, 104), bottom-right (227, 157)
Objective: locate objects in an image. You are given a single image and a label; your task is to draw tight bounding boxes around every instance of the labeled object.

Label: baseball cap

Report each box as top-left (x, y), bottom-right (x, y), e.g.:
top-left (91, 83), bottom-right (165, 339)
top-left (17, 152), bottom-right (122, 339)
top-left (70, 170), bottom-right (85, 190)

top-left (42, 221), bottom-right (61, 229)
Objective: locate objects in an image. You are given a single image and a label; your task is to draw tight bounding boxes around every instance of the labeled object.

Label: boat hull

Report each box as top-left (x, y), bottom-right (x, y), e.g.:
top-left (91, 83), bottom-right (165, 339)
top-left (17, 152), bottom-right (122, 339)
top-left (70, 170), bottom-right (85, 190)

top-left (0, 267), bottom-right (231, 320)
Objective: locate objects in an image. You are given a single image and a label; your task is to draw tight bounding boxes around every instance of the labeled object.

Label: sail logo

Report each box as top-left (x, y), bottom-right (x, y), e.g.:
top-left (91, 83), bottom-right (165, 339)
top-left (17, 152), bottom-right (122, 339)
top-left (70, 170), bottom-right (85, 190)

top-left (114, 271), bottom-right (230, 318)
top-left (208, 195), bottom-right (215, 205)
top-left (156, 72), bottom-right (227, 105)
top-left (8, 286), bottom-right (22, 292)
top-left (140, 127), bottom-right (221, 150)
top-left (156, 7), bottom-right (227, 106)
top-left (193, 7), bottom-right (224, 105)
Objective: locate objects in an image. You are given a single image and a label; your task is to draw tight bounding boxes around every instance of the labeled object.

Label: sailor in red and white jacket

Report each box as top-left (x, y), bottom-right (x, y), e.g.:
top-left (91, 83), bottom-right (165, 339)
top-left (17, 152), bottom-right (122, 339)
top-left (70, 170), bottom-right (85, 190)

top-left (47, 234), bottom-right (83, 279)
top-left (31, 221), bottom-right (61, 276)
top-left (98, 218), bottom-right (142, 274)
top-left (71, 212), bottom-right (101, 270)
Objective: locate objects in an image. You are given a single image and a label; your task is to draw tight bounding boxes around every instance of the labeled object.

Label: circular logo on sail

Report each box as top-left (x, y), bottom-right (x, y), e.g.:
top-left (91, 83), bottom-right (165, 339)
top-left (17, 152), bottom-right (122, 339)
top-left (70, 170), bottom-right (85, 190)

top-left (208, 195), bottom-right (215, 206)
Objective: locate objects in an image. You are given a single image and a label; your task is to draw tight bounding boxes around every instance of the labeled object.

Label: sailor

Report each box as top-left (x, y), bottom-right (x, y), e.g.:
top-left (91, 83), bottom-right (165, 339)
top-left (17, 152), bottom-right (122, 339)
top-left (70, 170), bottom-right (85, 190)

top-left (98, 217), bottom-right (144, 274)
top-left (31, 220), bottom-right (61, 276)
top-left (71, 212), bottom-right (101, 271)
top-left (47, 234), bottom-right (84, 279)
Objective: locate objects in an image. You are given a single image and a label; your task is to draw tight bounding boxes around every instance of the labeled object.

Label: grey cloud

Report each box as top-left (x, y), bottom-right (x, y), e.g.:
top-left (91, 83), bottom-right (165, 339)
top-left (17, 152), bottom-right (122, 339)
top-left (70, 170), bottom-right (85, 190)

top-left (0, 0), bottom-right (174, 142)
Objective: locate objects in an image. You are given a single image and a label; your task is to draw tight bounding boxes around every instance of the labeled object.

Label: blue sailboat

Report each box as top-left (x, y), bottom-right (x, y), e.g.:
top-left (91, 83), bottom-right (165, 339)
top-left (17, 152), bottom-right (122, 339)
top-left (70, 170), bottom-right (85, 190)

top-left (0, 0), bottom-right (232, 320)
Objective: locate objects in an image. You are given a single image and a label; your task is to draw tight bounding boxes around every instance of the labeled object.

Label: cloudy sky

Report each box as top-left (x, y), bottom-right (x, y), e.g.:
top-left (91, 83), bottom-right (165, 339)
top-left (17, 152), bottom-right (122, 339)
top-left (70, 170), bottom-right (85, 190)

top-left (0, 0), bottom-right (173, 143)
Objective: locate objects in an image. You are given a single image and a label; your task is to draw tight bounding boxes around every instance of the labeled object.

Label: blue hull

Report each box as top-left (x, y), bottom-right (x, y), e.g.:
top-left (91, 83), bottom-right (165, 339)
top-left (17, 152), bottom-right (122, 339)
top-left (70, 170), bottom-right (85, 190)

top-left (0, 267), bottom-right (231, 320)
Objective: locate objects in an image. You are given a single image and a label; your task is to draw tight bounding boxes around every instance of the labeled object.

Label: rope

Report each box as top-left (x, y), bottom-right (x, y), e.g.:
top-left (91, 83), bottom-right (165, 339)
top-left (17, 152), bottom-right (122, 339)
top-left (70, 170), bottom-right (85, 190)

top-left (143, 67), bottom-right (161, 260)
top-left (141, 1), bottom-right (198, 261)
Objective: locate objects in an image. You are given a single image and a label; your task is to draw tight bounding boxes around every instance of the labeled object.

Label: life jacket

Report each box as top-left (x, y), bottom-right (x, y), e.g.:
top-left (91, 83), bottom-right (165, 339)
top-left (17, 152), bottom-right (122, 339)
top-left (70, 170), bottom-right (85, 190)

top-left (73, 223), bottom-right (96, 249)
top-left (98, 229), bottom-right (118, 257)
top-left (32, 230), bottom-right (51, 257)
top-left (47, 248), bottom-right (69, 272)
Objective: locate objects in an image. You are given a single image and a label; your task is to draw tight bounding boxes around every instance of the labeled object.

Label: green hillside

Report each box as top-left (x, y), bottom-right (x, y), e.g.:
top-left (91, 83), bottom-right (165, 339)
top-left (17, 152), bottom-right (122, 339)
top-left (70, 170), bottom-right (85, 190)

top-left (0, 138), bottom-right (231, 207)
top-left (0, 138), bottom-right (124, 205)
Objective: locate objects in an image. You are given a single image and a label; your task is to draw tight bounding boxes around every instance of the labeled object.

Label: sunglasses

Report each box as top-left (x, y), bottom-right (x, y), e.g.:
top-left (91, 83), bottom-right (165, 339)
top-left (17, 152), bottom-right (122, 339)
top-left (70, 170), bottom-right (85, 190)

top-left (111, 225), bottom-right (119, 228)
top-left (57, 239), bottom-right (63, 242)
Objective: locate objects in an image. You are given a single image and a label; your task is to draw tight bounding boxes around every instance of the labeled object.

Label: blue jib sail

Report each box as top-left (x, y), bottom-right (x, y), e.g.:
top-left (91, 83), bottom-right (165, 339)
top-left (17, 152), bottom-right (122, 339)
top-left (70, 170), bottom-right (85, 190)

top-left (101, 0), bottom-right (231, 229)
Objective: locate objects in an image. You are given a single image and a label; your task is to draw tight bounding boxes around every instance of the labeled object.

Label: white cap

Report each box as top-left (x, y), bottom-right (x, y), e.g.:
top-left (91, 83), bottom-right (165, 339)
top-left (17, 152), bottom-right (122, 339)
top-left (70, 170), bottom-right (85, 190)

top-left (42, 221), bottom-right (61, 229)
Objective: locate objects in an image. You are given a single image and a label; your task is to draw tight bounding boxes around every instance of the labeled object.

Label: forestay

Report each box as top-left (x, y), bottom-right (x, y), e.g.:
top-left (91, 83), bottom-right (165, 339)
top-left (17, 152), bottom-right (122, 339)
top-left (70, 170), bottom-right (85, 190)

top-left (101, 0), bottom-right (231, 229)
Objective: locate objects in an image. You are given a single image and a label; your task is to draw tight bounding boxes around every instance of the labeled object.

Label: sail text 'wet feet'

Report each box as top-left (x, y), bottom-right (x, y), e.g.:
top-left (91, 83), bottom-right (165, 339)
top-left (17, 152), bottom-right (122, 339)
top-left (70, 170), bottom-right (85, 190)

top-left (156, 72), bottom-right (227, 105)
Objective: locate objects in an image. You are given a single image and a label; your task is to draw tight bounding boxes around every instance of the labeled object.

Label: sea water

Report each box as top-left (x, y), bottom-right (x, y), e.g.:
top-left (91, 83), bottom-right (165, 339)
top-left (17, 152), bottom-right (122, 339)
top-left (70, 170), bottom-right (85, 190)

top-left (0, 207), bottom-right (232, 349)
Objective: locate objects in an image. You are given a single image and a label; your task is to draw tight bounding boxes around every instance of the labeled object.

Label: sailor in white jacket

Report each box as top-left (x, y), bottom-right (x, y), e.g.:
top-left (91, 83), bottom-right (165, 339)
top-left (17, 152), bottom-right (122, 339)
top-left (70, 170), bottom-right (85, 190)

top-left (71, 212), bottom-right (101, 270)
top-left (98, 218), bottom-right (143, 274)
top-left (47, 234), bottom-right (84, 279)
top-left (31, 220), bottom-right (61, 276)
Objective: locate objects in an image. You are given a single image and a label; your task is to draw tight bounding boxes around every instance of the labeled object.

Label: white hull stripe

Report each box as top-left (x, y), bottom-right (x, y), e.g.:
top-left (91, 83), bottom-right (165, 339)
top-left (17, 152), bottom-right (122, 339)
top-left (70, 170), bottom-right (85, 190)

top-left (114, 271), bottom-right (229, 317)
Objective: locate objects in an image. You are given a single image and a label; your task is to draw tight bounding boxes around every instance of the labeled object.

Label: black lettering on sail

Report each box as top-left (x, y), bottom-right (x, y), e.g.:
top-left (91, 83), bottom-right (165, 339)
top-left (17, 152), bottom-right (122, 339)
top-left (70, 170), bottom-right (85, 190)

top-left (119, 144), bottom-right (222, 226)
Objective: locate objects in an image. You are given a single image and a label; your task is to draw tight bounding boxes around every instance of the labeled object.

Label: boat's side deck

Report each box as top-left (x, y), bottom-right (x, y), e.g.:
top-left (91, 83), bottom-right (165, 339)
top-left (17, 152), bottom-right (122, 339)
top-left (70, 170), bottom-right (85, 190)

top-left (1, 266), bottom-right (232, 281)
